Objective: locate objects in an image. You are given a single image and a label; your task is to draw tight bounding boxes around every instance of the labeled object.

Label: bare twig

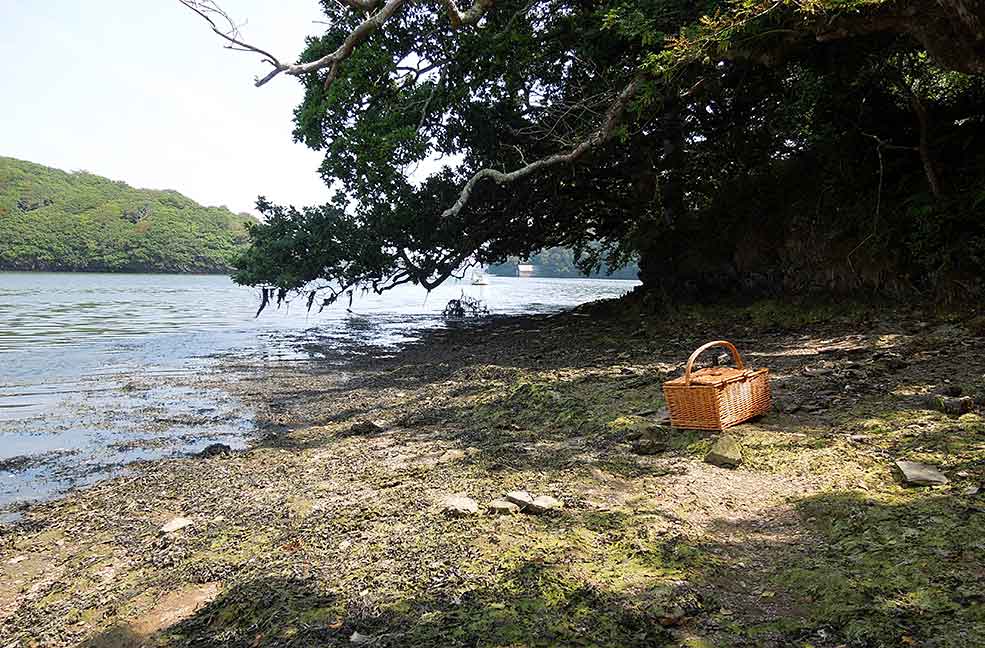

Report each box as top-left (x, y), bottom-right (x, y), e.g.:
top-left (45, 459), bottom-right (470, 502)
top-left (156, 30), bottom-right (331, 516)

top-left (181, 0), bottom-right (494, 89)
top-left (178, 1), bottom-right (283, 71)
top-left (849, 133), bottom-right (886, 276)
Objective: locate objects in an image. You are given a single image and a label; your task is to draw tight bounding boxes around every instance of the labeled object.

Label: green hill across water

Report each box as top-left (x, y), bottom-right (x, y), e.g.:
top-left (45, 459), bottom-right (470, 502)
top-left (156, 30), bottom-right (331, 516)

top-left (0, 156), bottom-right (254, 273)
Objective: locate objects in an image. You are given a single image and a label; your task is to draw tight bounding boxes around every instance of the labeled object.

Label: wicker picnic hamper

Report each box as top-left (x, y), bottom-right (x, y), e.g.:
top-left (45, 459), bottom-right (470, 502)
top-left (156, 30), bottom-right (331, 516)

top-left (662, 340), bottom-right (771, 430)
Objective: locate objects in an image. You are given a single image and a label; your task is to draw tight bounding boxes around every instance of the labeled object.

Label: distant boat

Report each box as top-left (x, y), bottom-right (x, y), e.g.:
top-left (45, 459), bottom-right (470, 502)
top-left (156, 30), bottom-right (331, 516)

top-left (517, 263), bottom-right (535, 277)
top-left (471, 269), bottom-right (489, 285)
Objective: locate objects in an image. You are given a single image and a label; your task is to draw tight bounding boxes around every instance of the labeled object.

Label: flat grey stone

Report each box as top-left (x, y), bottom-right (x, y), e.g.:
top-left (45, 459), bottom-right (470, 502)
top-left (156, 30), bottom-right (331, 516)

top-left (160, 516), bottom-right (193, 534)
top-left (505, 490), bottom-right (534, 508)
top-left (441, 495), bottom-right (478, 517)
top-left (528, 495), bottom-right (562, 514)
top-left (895, 460), bottom-right (949, 486)
top-left (705, 435), bottom-right (742, 468)
top-left (487, 499), bottom-right (520, 515)
top-left (438, 449), bottom-right (466, 463)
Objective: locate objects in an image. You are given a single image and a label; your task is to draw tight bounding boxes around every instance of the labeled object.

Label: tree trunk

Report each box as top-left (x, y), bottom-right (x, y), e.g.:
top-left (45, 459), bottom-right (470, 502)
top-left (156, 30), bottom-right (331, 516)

top-left (660, 98), bottom-right (686, 226)
top-left (909, 93), bottom-right (942, 197)
top-left (637, 99), bottom-right (686, 289)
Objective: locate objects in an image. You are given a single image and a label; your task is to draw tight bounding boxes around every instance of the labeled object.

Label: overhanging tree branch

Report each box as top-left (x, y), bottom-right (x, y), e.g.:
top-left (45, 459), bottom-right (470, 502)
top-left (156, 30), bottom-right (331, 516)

top-left (436, 76), bottom-right (704, 222)
top-left (180, 0), bottom-right (496, 89)
top-left (435, 0), bottom-right (495, 28)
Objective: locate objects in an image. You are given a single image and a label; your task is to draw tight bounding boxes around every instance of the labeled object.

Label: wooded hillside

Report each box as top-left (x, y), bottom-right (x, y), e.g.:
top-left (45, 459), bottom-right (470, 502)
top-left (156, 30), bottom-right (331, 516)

top-left (0, 157), bottom-right (254, 273)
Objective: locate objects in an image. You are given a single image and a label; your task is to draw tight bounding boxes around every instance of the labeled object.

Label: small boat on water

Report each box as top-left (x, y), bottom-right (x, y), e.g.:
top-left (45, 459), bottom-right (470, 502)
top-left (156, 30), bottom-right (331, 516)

top-left (470, 269), bottom-right (489, 285)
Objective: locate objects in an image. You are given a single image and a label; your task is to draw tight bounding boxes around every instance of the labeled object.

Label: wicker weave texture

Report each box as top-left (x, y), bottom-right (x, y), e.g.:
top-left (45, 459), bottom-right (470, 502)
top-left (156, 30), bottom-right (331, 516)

top-left (662, 340), bottom-right (771, 430)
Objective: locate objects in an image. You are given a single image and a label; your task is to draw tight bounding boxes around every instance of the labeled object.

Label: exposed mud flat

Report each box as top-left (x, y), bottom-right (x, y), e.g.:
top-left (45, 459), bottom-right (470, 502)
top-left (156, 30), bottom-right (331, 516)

top-left (0, 300), bottom-right (983, 647)
top-left (0, 373), bottom-right (257, 520)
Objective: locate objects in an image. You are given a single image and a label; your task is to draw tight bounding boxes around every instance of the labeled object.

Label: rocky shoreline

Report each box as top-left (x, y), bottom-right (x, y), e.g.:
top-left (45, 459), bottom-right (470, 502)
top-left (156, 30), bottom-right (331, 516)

top-left (1, 301), bottom-right (983, 647)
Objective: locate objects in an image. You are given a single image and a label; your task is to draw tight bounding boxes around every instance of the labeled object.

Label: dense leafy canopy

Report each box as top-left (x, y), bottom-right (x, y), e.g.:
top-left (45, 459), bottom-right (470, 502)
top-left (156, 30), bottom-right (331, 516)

top-left (0, 157), bottom-right (253, 273)
top-left (229, 0), bottom-right (985, 304)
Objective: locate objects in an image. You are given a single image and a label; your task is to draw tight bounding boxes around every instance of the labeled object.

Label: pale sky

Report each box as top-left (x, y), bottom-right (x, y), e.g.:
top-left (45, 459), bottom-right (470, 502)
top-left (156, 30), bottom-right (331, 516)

top-left (0, 1), bottom-right (332, 215)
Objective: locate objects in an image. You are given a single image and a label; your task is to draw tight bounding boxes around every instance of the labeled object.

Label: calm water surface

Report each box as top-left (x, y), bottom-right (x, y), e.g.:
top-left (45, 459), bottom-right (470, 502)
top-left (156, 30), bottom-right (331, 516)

top-left (0, 272), bottom-right (637, 515)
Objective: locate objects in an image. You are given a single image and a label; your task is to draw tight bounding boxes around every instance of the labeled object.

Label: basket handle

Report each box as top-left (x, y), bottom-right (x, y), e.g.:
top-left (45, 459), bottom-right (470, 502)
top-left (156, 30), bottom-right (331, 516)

top-left (684, 340), bottom-right (745, 386)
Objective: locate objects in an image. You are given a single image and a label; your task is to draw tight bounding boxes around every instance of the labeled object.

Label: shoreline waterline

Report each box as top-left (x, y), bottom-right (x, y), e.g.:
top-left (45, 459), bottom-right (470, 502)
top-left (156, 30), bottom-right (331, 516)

top-left (0, 273), bottom-right (639, 518)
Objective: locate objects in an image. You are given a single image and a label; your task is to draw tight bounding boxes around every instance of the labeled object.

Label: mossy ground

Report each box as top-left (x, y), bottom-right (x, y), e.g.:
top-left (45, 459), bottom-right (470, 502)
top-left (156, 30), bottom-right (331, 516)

top-left (1, 301), bottom-right (983, 647)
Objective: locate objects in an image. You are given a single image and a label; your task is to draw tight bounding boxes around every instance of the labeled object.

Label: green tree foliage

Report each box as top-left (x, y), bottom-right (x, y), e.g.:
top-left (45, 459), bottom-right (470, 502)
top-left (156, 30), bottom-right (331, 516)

top-left (0, 157), bottom-right (254, 273)
top-left (213, 0), bottom-right (985, 303)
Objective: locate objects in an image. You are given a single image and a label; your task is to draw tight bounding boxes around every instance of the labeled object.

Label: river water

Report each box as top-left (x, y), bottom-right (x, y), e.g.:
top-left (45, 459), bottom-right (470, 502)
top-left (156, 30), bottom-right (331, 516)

top-left (0, 272), bottom-right (638, 517)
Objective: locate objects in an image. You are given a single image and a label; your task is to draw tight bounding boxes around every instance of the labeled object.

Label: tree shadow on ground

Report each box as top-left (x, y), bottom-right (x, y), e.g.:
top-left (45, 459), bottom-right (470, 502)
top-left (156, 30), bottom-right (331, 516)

top-left (247, 299), bottom-right (937, 438)
top-left (251, 319), bottom-right (975, 487)
top-left (82, 535), bottom-right (699, 648)
top-left (696, 489), bottom-right (985, 647)
top-left (78, 486), bottom-right (984, 648)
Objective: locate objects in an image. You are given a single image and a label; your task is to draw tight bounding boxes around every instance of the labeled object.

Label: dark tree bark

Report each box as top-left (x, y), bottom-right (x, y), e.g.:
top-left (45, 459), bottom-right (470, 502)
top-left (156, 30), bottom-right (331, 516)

top-left (637, 98), bottom-right (686, 289)
top-left (909, 93), bottom-right (942, 197)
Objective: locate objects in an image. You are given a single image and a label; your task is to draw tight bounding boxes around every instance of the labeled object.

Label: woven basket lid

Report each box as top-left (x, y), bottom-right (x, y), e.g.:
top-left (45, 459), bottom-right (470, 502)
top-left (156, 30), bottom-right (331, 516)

top-left (664, 367), bottom-right (759, 387)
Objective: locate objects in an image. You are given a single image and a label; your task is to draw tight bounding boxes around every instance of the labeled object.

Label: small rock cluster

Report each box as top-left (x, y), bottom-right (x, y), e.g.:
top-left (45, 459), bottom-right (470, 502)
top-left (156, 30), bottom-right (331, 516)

top-left (777, 343), bottom-right (909, 413)
top-left (440, 490), bottom-right (562, 517)
top-left (891, 387), bottom-right (981, 489)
